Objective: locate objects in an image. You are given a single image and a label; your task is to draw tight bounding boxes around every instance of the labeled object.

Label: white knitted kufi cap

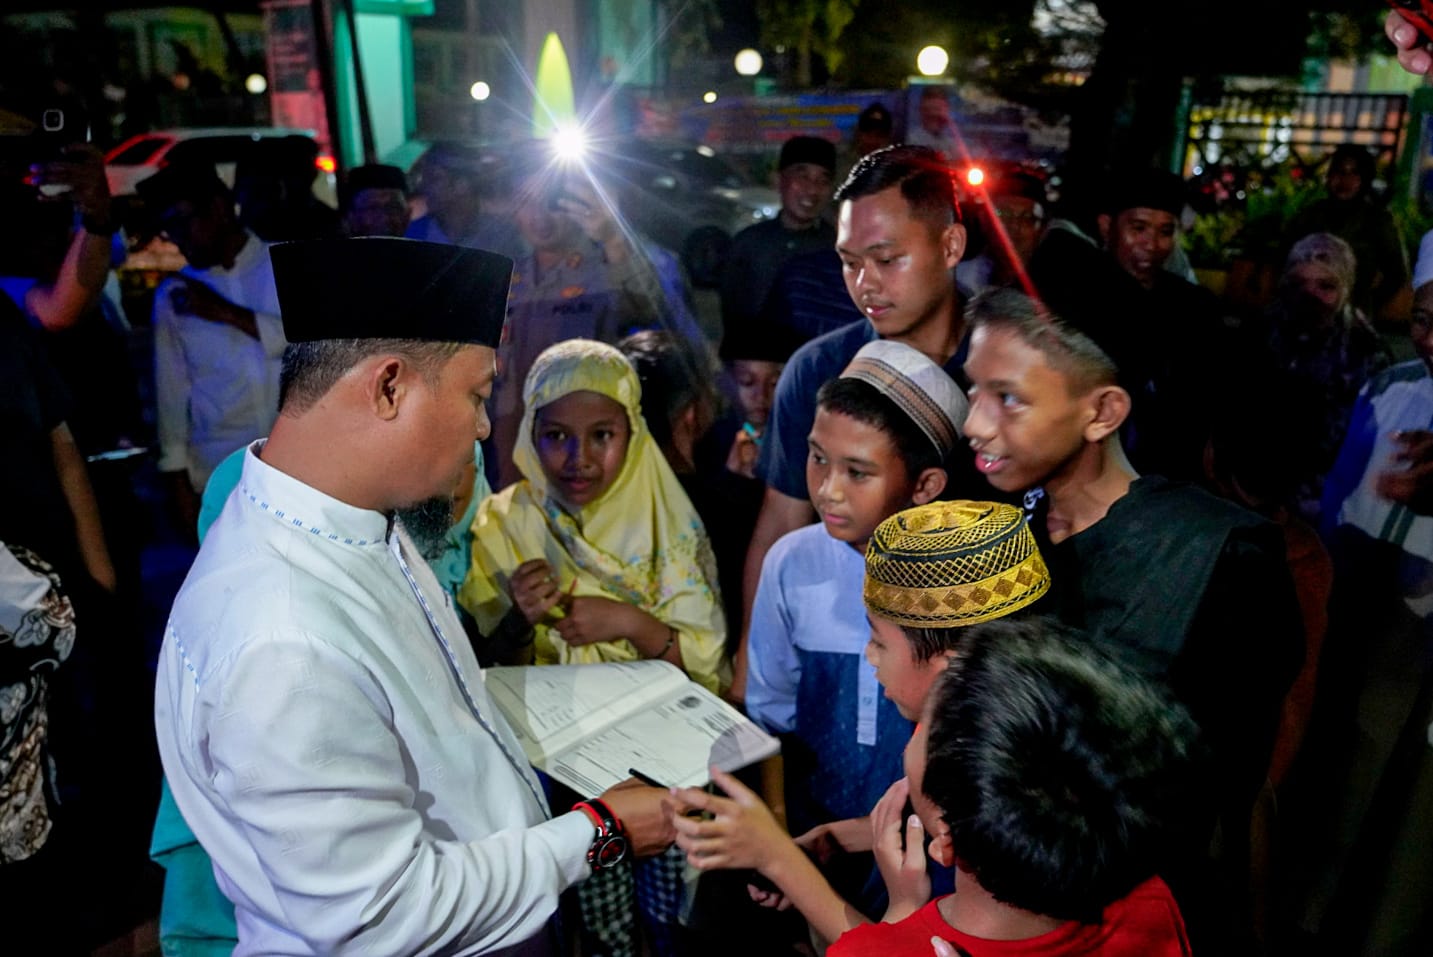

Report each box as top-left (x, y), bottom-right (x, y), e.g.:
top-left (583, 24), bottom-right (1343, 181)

top-left (839, 340), bottom-right (969, 458)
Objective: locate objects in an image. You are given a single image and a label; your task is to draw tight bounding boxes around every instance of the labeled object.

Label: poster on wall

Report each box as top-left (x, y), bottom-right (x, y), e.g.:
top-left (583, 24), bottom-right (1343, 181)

top-left (262, 0), bottom-right (332, 157)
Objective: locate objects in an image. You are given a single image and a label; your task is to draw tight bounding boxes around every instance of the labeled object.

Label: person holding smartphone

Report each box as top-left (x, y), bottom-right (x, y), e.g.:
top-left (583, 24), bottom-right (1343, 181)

top-left (1, 140), bottom-right (117, 331)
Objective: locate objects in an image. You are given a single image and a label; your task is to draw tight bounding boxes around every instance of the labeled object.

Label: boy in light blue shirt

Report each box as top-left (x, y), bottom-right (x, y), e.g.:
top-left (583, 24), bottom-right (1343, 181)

top-left (744, 338), bottom-right (965, 907)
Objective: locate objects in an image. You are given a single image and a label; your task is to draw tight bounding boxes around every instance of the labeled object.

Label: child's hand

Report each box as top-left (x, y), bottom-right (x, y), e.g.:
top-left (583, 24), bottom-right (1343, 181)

top-left (746, 882), bottom-right (793, 910)
top-left (793, 823), bottom-right (842, 865)
top-left (871, 777), bottom-right (930, 922)
top-left (551, 594), bottom-right (633, 646)
top-left (671, 766), bottom-right (787, 873)
top-left (508, 559), bottom-right (565, 625)
top-left (930, 938), bottom-right (961, 957)
top-left (725, 427), bottom-right (759, 479)
top-left (1376, 429), bottom-right (1433, 515)
top-left (794, 815), bottom-right (872, 861)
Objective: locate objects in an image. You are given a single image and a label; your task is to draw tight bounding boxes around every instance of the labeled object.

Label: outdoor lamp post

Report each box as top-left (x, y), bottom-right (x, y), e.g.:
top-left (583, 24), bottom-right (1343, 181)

top-left (917, 45), bottom-right (949, 77)
top-left (734, 48), bottom-right (763, 77)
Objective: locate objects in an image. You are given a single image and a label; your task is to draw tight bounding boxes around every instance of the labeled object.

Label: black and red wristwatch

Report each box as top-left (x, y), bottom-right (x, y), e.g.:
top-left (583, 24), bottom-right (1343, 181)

top-left (572, 797), bottom-right (629, 871)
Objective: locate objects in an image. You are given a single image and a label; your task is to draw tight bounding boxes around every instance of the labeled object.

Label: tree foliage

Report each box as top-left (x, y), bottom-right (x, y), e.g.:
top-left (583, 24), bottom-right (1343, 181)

top-left (755, 0), bottom-right (860, 86)
top-left (827, 0), bottom-right (1393, 184)
top-left (663, 0), bottom-right (726, 78)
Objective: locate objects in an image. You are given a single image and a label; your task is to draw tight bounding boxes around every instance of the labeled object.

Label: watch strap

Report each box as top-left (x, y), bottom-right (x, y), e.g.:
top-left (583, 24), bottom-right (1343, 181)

top-left (572, 798), bottom-right (628, 871)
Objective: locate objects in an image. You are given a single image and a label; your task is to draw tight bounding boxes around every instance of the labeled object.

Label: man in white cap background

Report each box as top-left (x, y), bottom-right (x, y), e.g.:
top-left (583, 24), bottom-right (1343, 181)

top-left (153, 237), bottom-right (673, 957)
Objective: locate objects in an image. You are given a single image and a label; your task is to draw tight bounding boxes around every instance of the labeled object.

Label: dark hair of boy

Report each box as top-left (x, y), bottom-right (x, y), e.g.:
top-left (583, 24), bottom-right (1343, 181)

top-left (923, 616), bottom-right (1201, 923)
top-left (966, 287), bottom-right (1118, 396)
top-left (835, 144), bottom-right (959, 229)
top-left (815, 376), bottom-right (944, 480)
top-left (896, 622), bottom-right (985, 664)
top-left (617, 329), bottom-right (714, 452)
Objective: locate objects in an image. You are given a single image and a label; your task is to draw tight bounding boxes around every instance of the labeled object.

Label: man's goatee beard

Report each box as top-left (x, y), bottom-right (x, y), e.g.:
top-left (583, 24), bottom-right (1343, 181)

top-left (396, 496), bottom-right (455, 561)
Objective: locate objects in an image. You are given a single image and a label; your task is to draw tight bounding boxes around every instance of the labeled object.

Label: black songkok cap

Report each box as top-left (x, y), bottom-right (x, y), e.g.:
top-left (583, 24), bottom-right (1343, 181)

top-left (339, 163), bottom-right (409, 209)
top-left (136, 160), bottom-right (229, 212)
top-left (1104, 167), bottom-right (1186, 217)
top-left (271, 238), bottom-right (512, 347)
top-left (779, 135), bottom-right (837, 173)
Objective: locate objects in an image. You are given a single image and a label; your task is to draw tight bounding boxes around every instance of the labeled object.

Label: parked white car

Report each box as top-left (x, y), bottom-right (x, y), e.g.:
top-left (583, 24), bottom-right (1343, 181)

top-left (104, 126), bottom-right (337, 207)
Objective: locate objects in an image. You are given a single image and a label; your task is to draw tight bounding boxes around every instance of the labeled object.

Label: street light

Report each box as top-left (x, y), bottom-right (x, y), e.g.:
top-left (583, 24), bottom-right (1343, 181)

top-left (734, 48), bottom-right (763, 77)
top-left (917, 45), bottom-right (949, 77)
top-left (702, 91), bottom-right (718, 104)
top-left (245, 73), bottom-right (268, 95)
top-left (469, 81), bottom-right (491, 102)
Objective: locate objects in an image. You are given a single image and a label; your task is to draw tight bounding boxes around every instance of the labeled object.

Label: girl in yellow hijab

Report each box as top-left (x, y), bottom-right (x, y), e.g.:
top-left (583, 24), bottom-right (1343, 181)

top-left (461, 338), bottom-right (728, 693)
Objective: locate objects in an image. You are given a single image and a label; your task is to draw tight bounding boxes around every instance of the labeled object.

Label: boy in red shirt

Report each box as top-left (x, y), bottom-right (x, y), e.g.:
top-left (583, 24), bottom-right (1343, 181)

top-left (831, 614), bottom-right (1198, 957)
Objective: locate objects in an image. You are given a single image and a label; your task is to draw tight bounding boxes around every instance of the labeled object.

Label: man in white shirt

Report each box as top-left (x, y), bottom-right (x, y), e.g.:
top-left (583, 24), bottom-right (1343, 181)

top-left (153, 237), bottom-right (673, 957)
top-left (140, 162), bottom-right (285, 536)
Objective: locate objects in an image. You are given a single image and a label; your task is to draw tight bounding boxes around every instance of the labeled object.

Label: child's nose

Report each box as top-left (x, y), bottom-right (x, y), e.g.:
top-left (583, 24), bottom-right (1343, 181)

top-left (963, 399), bottom-right (995, 444)
top-left (563, 437), bottom-right (585, 465)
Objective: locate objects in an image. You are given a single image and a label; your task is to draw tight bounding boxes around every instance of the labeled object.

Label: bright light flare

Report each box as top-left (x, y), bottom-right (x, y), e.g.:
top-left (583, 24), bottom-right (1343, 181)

top-left (550, 124), bottom-right (588, 163)
top-left (469, 81), bottom-right (491, 102)
top-left (702, 91), bottom-right (717, 104)
top-left (966, 166), bottom-right (985, 187)
top-left (917, 46), bottom-right (949, 77)
top-left (245, 73), bottom-right (267, 95)
top-left (315, 155), bottom-right (337, 174)
top-left (734, 49), bottom-right (763, 77)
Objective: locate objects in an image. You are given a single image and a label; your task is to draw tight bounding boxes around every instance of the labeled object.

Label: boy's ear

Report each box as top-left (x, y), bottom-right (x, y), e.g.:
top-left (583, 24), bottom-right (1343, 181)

top-left (910, 466), bottom-right (948, 505)
top-left (1096, 212), bottom-right (1112, 247)
top-left (1082, 384), bottom-right (1130, 442)
top-left (927, 819), bottom-right (955, 868)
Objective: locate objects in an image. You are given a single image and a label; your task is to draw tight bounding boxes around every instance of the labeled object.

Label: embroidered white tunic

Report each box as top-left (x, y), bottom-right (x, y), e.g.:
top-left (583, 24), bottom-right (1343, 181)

top-left (154, 443), bottom-right (592, 956)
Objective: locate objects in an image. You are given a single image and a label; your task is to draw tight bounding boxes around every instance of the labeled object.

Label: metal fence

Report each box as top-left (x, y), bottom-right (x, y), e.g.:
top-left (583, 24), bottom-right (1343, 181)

top-left (1182, 90), bottom-right (1408, 177)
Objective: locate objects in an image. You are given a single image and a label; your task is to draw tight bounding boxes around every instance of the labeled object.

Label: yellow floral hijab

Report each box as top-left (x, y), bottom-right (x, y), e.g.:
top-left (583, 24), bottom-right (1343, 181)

top-left (461, 339), bottom-right (728, 692)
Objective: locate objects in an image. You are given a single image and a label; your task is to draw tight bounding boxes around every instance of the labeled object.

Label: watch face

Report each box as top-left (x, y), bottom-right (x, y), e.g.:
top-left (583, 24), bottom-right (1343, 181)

top-left (591, 833), bottom-right (629, 870)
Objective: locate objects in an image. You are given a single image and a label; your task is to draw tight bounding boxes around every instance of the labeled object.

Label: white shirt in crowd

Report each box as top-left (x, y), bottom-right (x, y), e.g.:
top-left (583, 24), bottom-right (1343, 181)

top-left (152, 234), bottom-right (285, 492)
